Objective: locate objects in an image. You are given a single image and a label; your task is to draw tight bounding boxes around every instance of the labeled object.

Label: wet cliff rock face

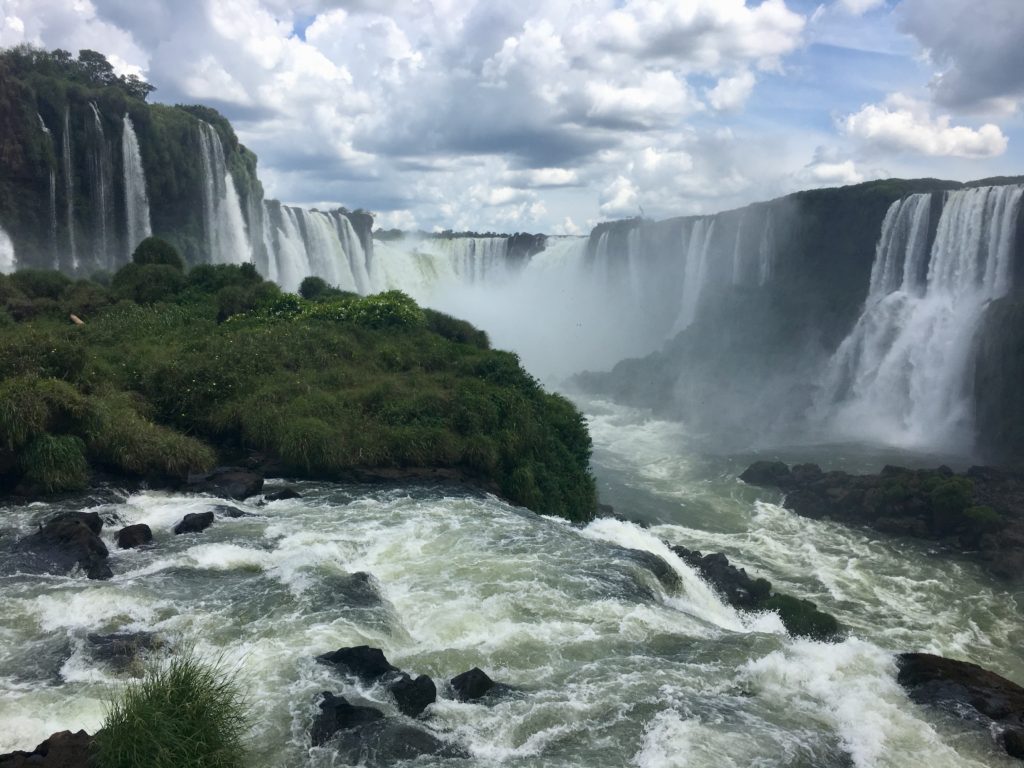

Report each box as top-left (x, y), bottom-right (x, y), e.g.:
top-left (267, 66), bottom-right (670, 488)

top-left (740, 461), bottom-right (1024, 579)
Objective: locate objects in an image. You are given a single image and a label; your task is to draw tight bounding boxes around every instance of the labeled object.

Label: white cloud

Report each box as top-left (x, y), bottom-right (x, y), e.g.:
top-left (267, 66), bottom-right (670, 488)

top-left (842, 94), bottom-right (1008, 157)
top-left (707, 70), bottom-right (756, 111)
top-left (584, 71), bottom-right (699, 127)
top-left (836, 0), bottom-right (886, 15)
top-left (599, 175), bottom-right (640, 218)
top-left (502, 168), bottom-right (579, 188)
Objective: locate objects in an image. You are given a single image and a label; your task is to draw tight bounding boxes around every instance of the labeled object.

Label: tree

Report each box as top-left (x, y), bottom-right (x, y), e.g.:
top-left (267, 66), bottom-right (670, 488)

top-left (120, 74), bottom-right (156, 102)
top-left (132, 236), bottom-right (185, 271)
top-left (76, 49), bottom-right (117, 87)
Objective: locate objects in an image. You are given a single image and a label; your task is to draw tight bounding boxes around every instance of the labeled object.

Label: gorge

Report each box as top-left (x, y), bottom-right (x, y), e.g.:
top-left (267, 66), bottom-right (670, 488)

top-left (2, 45), bottom-right (1024, 768)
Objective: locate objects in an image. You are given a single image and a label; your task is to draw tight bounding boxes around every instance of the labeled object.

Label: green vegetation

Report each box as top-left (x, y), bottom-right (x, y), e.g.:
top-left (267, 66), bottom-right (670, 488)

top-left (94, 651), bottom-right (248, 768)
top-left (0, 256), bottom-right (597, 520)
top-left (132, 236), bottom-right (186, 270)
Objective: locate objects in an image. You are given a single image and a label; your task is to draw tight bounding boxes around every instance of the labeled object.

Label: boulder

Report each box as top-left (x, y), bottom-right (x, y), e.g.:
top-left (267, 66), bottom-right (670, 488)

top-left (173, 511), bottom-right (214, 535)
top-left (897, 652), bottom-right (1024, 760)
top-left (310, 692), bottom-right (384, 747)
top-left (327, 719), bottom-right (466, 764)
top-left (388, 674), bottom-right (436, 717)
top-left (265, 487), bottom-right (301, 501)
top-left (12, 512), bottom-right (111, 580)
top-left (316, 646), bottom-right (399, 682)
top-left (739, 461), bottom-right (794, 489)
top-left (451, 667), bottom-right (496, 701)
top-left (87, 632), bottom-right (160, 671)
top-left (115, 524), bottom-right (152, 549)
top-left (622, 548), bottom-right (681, 591)
top-left (210, 504), bottom-right (250, 518)
top-left (0, 730), bottom-right (93, 768)
top-left (187, 467), bottom-right (263, 500)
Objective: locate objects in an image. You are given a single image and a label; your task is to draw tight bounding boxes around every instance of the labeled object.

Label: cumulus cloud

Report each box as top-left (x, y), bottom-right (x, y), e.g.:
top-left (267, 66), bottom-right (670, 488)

top-left (899, 0), bottom-right (1024, 113)
top-left (842, 94), bottom-right (1008, 157)
top-left (707, 70), bottom-right (756, 111)
top-left (835, 0), bottom-right (886, 15)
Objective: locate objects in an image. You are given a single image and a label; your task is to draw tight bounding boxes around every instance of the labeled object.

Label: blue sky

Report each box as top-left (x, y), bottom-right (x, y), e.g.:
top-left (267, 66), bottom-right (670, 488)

top-left (3, 0), bottom-right (1022, 233)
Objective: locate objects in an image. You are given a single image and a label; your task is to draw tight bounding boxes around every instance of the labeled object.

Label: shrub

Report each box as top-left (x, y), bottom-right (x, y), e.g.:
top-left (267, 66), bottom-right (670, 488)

top-left (112, 263), bottom-right (187, 304)
top-left (928, 477), bottom-right (975, 534)
top-left (186, 263), bottom-right (262, 295)
top-left (298, 275), bottom-right (330, 300)
top-left (345, 290), bottom-right (424, 329)
top-left (94, 651), bottom-right (249, 768)
top-left (424, 309), bottom-right (489, 349)
top-left (61, 280), bottom-right (113, 319)
top-left (9, 269), bottom-right (73, 299)
top-left (0, 376), bottom-right (86, 450)
top-left (19, 433), bottom-right (89, 492)
top-left (132, 236), bottom-right (185, 271)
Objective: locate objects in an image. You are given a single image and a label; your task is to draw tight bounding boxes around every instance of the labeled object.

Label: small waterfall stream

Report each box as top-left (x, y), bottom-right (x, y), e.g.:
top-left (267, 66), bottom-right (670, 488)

top-left (88, 103), bottom-right (112, 270)
top-left (197, 122), bottom-right (251, 265)
top-left (62, 107), bottom-right (78, 271)
top-left (121, 115), bottom-right (152, 259)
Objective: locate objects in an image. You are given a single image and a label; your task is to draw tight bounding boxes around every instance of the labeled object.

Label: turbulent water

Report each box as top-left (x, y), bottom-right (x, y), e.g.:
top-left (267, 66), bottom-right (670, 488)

top-left (1, 398), bottom-right (1021, 767)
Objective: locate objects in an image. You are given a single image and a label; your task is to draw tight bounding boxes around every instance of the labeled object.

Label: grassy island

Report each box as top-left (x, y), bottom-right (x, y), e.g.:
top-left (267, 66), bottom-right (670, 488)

top-left (0, 239), bottom-right (597, 522)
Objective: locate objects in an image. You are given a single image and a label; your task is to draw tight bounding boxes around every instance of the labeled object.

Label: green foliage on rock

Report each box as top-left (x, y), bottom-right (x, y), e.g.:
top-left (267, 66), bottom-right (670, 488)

top-left (94, 651), bottom-right (249, 768)
top-left (0, 267), bottom-right (597, 520)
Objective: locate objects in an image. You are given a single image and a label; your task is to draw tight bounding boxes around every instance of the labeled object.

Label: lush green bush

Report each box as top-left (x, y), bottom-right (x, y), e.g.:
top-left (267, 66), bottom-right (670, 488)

top-left (132, 236), bottom-right (185, 271)
top-left (929, 477), bottom-right (975, 534)
top-left (9, 269), bottom-right (72, 299)
top-left (425, 309), bottom-right (490, 349)
top-left (112, 263), bottom-right (188, 304)
top-left (298, 275), bottom-right (330, 300)
top-left (94, 651), bottom-right (249, 768)
top-left (19, 433), bottom-right (89, 492)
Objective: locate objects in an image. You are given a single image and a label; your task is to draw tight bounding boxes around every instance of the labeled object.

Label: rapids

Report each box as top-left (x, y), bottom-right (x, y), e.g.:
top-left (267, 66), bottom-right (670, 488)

top-left (1, 398), bottom-right (1021, 767)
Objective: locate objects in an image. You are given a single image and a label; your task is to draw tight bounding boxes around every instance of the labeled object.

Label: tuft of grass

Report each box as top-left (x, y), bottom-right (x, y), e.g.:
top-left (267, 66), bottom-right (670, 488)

top-left (94, 651), bottom-right (249, 768)
top-left (20, 433), bottom-right (89, 492)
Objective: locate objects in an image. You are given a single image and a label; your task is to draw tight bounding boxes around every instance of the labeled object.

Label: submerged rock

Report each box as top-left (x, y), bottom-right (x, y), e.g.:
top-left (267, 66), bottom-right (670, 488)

top-left (187, 467), bottom-right (264, 500)
top-left (897, 652), bottom-right (1024, 759)
top-left (311, 692), bottom-right (385, 747)
top-left (172, 511), bottom-right (214, 535)
top-left (87, 632), bottom-right (160, 672)
top-left (210, 504), bottom-right (250, 518)
top-left (115, 523), bottom-right (152, 549)
top-left (327, 719), bottom-right (467, 764)
top-left (0, 730), bottom-right (94, 767)
top-left (12, 512), bottom-right (111, 580)
top-left (316, 645), bottom-right (399, 682)
top-left (670, 544), bottom-right (840, 641)
top-left (389, 673), bottom-right (436, 717)
top-left (265, 487), bottom-right (301, 501)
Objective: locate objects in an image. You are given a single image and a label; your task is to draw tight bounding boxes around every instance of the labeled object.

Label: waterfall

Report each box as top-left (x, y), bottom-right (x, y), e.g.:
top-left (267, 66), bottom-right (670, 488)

top-left (0, 225), bottom-right (15, 274)
top-left (333, 211), bottom-right (371, 292)
top-left (730, 211), bottom-right (746, 285)
top-left (197, 122), bottom-right (251, 264)
top-left (820, 184), bottom-right (1024, 449)
top-left (758, 208), bottom-right (775, 286)
top-left (672, 217), bottom-right (716, 333)
top-left (62, 107), bottom-right (78, 271)
top-left (37, 115), bottom-right (58, 266)
top-left (88, 103), bottom-right (113, 270)
top-left (121, 114), bottom-right (152, 259)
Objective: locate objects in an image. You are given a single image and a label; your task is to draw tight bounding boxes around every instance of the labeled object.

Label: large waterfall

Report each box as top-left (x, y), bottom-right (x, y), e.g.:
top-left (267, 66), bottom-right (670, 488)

top-left (62, 107), bottom-right (77, 271)
top-left (821, 184), bottom-right (1024, 449)
top-left (88, 103), bottom-right (113, 270)
top-left (121, 115), bottom-right (152, 258)
top-left (197, 122), bottom-right (251, 265)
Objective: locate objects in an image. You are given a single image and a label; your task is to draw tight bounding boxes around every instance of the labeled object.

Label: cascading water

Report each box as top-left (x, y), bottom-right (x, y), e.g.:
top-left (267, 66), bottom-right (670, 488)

top-left (62, 107), bottom-right (78, 271)
top-left (0, 225), bottom-right (15, 273)
top-left (758, 208), bottom-right (775, 286)
top-left (121, 115), bottom-right (152, 259)
top-left (821, 184), bottom-right (1024, 449)
top-left (197, 122), bottom-right (251, 264)
top-left (37, 115), bottom-right (58, 267)
top-left (672, 217), bottom-right (716, 333)
top-left (88, 103), bottom-right (112, 270)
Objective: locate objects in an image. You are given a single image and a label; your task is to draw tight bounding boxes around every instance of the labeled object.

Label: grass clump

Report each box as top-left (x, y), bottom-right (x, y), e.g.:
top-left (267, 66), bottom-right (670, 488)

top-left (94, 651), bottom-right (248, 768)
top-left (20, 434), bottom-right (89, 493)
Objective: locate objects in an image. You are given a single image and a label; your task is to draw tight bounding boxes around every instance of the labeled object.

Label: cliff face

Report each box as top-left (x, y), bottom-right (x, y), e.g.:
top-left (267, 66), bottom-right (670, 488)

top-left (0, 47), bottom-right (374, 279)
top-left (575, 178), bottom-right (1024, 459)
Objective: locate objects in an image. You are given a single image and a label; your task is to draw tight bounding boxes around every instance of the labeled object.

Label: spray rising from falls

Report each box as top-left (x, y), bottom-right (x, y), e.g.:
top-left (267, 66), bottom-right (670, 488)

top-left (121, 115), bottom-right (151, 259)
top-left (197, 122), bottom-right (251, 265)
top-left (0, 225), bottom-right (15, 274)
top-left (821, 184), bottom-right (1024, 449)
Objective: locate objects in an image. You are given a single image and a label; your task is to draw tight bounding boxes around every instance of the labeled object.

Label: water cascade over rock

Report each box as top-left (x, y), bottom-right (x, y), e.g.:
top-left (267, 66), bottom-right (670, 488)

top-left (61, 106), bottom-right (77, 271)
top-left (821, 184), bottom-right (1024, 450)
top-left (0, 225), bottom-right (15, 274)
top-left (37, 114), bottom-right (58, 267)
top-left (87, 103), bottom-right (113, 270)
top-left (197, 122), bottom-right (251, 265)
top-left (121, 114), bottom-right (152, 259)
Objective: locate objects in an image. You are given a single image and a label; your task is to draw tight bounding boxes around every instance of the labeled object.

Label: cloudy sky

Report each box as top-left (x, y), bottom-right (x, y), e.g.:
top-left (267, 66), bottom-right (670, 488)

top-left (3, 0), bottom-right (1022, 233)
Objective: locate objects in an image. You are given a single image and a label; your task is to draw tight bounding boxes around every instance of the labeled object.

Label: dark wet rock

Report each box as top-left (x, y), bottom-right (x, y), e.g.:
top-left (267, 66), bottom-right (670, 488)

top-left (210, 504), bottom-right (250, 518)
top-left (451, 667), bottom-right (496, 701)
top-left (0, 730), bottom-right (94, 767)
top-left (115, 523), bottom-right (152, 549)
top-left (670, 544), bottom-right (841, 641)
top-left (187, 466), bottom-right (264, 500)
top-left (316, 645), bottom-right (399, 682)
top-left (897, 652), bottom-right (1024, 760)
top-left (12, 513), bottom-right (111, 580)
top-left (622, 548), bottom-right (681, 591)
top-left (87, 632), bottom-right (160, 671)
top-left (388, 673), bottom-right (436, 717)
top-left (740, 461), bottom-right (1024, 579)
top-left (317, 572), bottom-right (382, 608)
top-left (172, 511), bottom-right (214, 535)
top-left (327, 719), bottom-right (467, 764)
top-left (265, 487), bottom-right (302, 501)
top-left (310, 692), bottom-right (385, 747)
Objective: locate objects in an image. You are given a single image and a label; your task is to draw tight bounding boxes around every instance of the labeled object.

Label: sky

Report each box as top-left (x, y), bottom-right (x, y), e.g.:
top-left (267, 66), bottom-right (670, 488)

top-left (2, 0), bottom-right (1023, 233)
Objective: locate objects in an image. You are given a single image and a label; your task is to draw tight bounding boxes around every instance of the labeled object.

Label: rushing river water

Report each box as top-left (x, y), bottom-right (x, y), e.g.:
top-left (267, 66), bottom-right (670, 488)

top-left (1, 398), bottom-right (1022, 767)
